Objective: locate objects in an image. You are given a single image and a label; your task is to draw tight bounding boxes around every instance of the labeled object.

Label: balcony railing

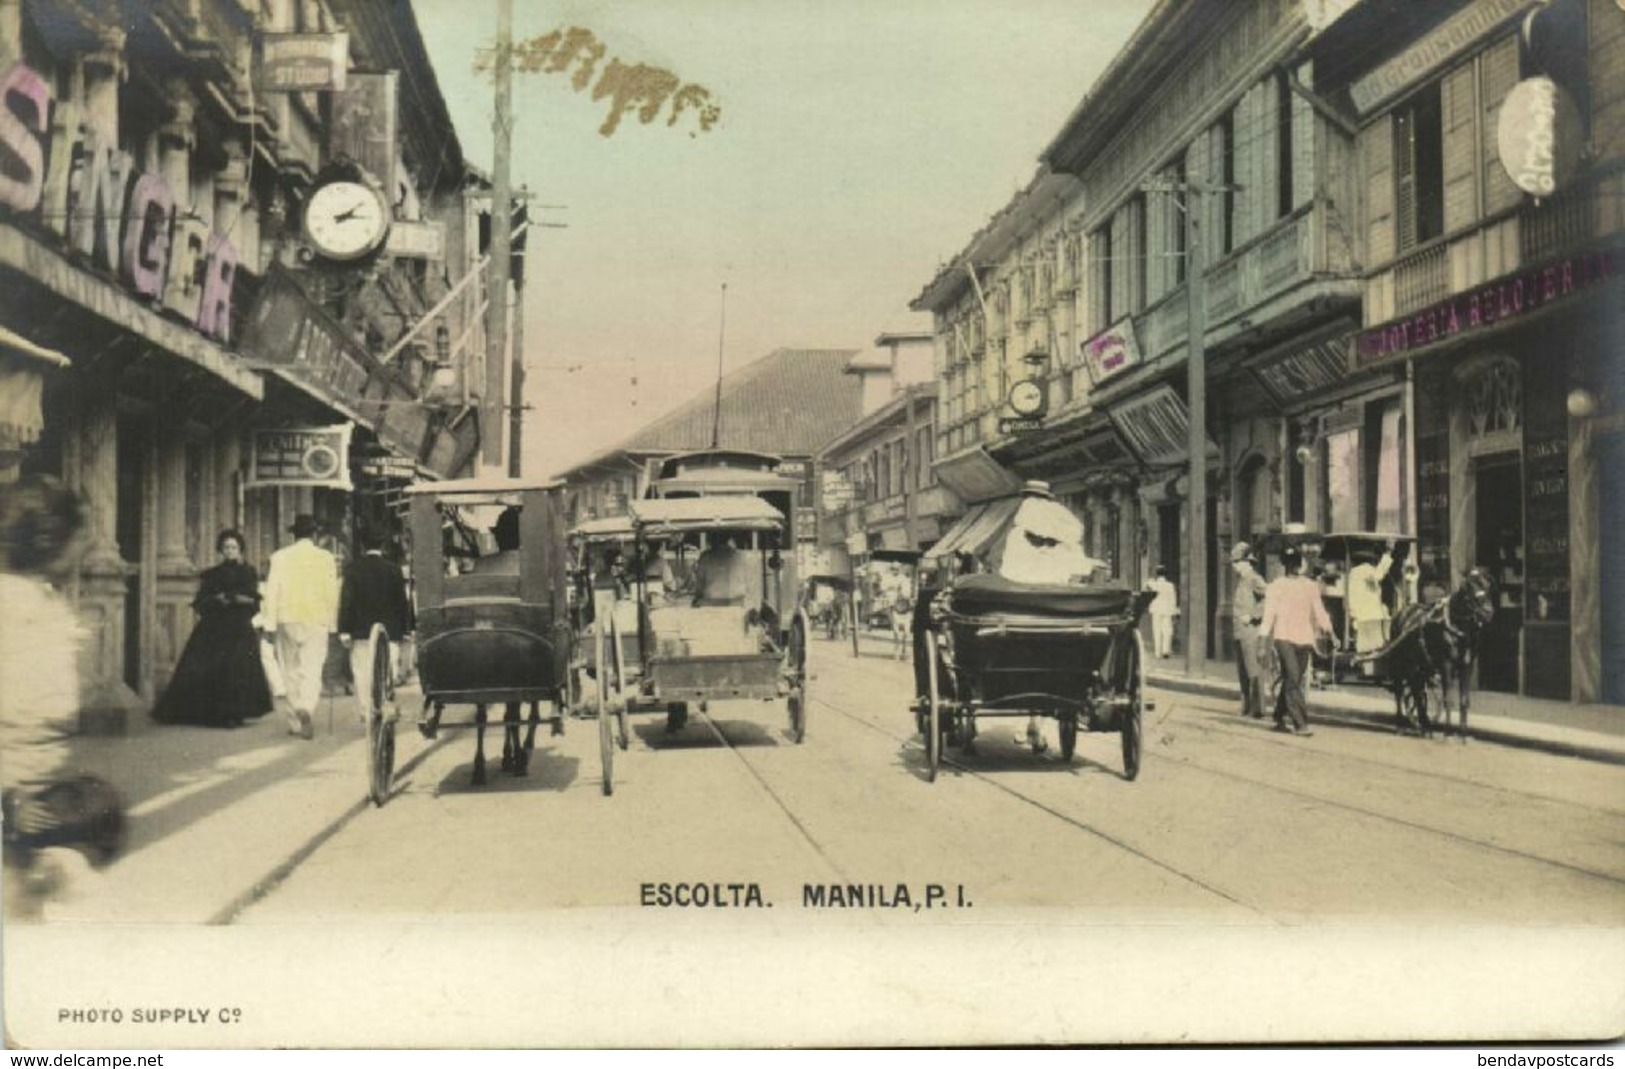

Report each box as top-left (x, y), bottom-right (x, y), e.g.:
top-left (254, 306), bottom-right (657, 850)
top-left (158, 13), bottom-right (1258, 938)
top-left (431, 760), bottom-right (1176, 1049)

top-left (1522, 183), bottom-right (1600, 264)
top-left (1393, 242), bottom-right (1449, 316)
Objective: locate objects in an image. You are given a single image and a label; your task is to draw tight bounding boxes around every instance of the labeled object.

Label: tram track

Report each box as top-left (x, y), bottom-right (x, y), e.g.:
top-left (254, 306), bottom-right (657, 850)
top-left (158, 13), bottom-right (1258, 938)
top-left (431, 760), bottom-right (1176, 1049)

top-left (818, 646), bottom-right (1625, 895)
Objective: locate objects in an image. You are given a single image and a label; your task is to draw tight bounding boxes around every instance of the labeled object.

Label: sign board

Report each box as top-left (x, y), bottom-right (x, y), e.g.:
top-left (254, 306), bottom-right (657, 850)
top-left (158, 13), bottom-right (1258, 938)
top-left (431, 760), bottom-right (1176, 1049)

top-left (1251, 331), bottom-right (1353, 403)
top-left (1348, 0), bottom-right (1526, 114)
top-left (385, 220), bottom-right (446, 261)
top-left (257, 33), bottom-right (350, 93)
top-left (357, 456), bottom-right (417, 478)
top-left (998, 417), bottom-right (1043, 435)
top-left (248, 424), bottom-right (353, 490)
top-left (820, 470), bottom-right (854, 511)
top-left (1496, 77), bottom-right (1583, 198)
top-left (1354, 247), bottom-right (1621, 368)
top-left (330, 72), bottom-right (398, 195)
top-left (1081, 319), bottom-right (1142, 385)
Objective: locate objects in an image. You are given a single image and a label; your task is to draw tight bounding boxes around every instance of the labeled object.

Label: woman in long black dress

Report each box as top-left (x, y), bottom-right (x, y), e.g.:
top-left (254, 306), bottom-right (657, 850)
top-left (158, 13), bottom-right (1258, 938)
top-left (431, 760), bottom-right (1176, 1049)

top-left (153, 529), bottom-right (273, 728)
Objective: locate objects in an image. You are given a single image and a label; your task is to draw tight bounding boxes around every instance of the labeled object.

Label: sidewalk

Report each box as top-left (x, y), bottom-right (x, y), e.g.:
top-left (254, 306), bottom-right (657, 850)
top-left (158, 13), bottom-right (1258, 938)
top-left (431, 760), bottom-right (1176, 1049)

top-left (1143, 655), bottom-right (1625, 764)
top-left (32, 686), bottom-right (428, 925)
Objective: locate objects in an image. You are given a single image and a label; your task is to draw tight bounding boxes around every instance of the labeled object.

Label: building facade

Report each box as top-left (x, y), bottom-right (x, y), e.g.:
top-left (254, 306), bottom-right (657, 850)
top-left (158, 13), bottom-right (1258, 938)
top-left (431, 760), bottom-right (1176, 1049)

top-left (0, 0), bottom-right (493, 729)
top-left (1315, 0), bottom-right (1624, 702)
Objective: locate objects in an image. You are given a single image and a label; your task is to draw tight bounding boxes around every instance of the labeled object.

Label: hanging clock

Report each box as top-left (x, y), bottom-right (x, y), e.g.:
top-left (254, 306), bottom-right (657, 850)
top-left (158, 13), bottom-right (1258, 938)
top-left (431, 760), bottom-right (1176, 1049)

top-left (1008, 378), bottom-right (1046, 418)
top-left (302, 176), bottom-right (391, 263)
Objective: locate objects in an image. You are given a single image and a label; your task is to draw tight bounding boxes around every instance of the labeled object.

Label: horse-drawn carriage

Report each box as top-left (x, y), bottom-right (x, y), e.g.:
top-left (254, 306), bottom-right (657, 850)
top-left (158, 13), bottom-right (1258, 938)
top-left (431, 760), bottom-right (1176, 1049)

top-left (373, 476), bottom-right (572, 801)
top-left (914, 482), bottom-right (1153, 782)
top-left (575, 450), bottom-right (812, 795)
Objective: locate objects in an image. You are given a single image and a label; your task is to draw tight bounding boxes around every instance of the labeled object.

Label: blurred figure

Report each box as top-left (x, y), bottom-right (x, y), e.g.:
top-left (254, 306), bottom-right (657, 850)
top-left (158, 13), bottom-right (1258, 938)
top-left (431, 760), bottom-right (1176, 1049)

top-left (1261, 545), bottom-right (1335, 737)
top-left (1230, 542), bottom-right (1271, 719)
top-left (0, 476), bottom-right (125, 917)
top-left (1145, 565), bottom-right (1179, 659)
top-left (338, 528), bottom-right (415, 721)
top-left (1348, 542), bottom-right (1397, 675)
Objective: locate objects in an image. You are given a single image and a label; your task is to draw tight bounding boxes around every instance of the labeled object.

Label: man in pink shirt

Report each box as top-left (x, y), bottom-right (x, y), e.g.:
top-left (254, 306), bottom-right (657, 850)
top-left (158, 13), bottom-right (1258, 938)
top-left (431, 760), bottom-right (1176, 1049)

top-left (1259, 546), bottom-right (1335, 736)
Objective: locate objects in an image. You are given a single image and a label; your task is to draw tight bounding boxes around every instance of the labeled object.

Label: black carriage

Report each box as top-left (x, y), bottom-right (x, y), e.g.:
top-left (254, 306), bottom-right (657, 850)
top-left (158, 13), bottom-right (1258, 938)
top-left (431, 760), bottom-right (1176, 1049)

top-left (915, 483), bottom-right (1153, 782)
top-left (396, 476), bottom-right (572, 795)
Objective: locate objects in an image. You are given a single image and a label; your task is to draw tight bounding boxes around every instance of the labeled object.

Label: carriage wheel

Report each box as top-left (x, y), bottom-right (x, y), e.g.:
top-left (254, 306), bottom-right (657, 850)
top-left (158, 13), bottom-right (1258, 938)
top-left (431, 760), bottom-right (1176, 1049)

top-left (788, 612), bottom-right (808, 744)
top-left (609, 612), bottom-right (630, 750)
top-left (1120, 630), bottom-right (1145, 781)
top-left (366, 625), bottom-right (396, 807)
top-left (925, 631), bottom-right (942, 783)
top-left (596, 623), bottom-right (614, 796)
top-left (1058, 714), bottom-right (1077, 761)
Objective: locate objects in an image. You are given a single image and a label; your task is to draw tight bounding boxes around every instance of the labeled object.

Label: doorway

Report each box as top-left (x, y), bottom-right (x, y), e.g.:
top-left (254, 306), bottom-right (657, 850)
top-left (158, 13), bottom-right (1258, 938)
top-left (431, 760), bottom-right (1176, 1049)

top-left (1474, 454), bottom-right (1522, 693)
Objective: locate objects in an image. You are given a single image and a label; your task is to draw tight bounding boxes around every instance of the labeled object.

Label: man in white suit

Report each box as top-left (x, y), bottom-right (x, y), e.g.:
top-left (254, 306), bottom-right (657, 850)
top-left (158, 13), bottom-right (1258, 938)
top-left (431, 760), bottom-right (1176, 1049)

top-left (260, 514), bottom-right (340, 740)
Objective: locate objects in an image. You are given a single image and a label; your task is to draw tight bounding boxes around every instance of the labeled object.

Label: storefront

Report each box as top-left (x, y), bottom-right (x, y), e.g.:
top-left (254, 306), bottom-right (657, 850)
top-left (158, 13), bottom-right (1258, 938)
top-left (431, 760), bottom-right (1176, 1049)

top-left (1354, 244), bottom-right (1624, 702)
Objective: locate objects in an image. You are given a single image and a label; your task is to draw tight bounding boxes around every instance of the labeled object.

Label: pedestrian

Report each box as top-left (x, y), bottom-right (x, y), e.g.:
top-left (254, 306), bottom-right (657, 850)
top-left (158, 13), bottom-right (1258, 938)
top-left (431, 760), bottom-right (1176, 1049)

top-left (1146, 565), bottom-right (1179, 659)
top-left (337, 528), bottom-right (414, 720)
top-left (1260, 545), bottom-right (1335, 736)
top-left (260, 514), bottom-right (340, 740)
top-left (152, 528), bottom-right (273, 728)
top-left (1348, 542), bottom-right (1397, 675)
top-left (0, 475), bottom-right (125, 917)
top-left (1229, 542), bottom-right (1271, 718)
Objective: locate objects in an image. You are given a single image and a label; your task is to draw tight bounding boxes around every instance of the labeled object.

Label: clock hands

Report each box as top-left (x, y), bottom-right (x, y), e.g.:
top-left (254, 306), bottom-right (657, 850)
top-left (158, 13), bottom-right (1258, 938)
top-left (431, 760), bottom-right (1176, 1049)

top-left (333, 202), bottom-right (367, 224)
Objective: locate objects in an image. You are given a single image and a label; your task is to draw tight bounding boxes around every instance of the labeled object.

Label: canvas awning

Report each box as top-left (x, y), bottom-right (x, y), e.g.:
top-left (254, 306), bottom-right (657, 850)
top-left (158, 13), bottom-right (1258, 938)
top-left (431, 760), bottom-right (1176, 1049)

top-left (922, 495), bottom-right (1022, 562)
top-left (0, 326), bottom-right (70, 456)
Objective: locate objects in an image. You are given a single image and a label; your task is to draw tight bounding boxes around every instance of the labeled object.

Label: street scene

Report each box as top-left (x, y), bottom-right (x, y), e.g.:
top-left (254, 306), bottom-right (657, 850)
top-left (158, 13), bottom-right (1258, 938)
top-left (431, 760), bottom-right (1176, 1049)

top-left (1, 0), bottom-right (1623, 1051)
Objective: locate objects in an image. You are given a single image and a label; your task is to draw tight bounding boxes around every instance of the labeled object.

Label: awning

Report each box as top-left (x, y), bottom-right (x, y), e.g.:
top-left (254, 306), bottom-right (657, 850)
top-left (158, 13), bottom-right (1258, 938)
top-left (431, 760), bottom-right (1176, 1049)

top-left (0, 327), bottom-right (70, 453)
top-left (569, 515), bottom-right (636, 541)
top-left (930, 446), bottom-right (1023, 505)
top-left (402, 473), bottom-right (565, 507)
top-left (922, 495), bottom-right (1022, 562)
top-left (629, 494), bottom-right (785, 535)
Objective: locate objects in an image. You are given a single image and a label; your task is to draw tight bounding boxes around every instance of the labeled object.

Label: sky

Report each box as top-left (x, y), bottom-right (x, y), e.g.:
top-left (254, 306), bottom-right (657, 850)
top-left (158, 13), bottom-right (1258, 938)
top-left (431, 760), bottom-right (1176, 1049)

top-left (416, 1), bottom-right (1156, 478)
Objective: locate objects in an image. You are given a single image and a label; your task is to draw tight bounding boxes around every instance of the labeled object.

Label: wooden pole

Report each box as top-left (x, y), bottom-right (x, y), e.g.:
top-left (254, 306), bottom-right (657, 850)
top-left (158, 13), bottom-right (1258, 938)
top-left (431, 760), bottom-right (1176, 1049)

top-left (483, 0), bottom-right (513, 468)
top-left (1185, 185), bottom-right (1208, 677)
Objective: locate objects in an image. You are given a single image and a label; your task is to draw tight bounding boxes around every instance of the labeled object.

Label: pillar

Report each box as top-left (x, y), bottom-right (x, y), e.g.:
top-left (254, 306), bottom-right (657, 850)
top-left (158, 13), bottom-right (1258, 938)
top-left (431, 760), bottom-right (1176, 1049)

top-left (1569, 398), bottom-right (1600, 703)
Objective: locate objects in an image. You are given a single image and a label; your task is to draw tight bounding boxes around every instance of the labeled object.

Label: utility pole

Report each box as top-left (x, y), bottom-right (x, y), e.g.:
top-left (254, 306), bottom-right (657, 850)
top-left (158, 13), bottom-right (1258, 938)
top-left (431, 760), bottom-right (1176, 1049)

top-left (1184, 184), bottom-right (1208, 678)
top-left (508, 274), bottom-right (525, 476)
top-left (483, 0), bottom-right (514, 470)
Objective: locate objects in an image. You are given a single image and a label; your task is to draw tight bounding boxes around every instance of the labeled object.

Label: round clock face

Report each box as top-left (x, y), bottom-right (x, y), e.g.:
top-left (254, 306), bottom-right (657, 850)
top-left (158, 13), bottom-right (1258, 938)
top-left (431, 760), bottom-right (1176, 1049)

top-left (1009, 379), bottom-right (1045, 417)
top-left (304, 180), bottom-right (390, 261)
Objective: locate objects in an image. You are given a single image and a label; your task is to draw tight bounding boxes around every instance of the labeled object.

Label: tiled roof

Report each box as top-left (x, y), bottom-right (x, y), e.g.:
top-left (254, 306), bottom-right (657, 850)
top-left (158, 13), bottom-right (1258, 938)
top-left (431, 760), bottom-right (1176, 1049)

top-left (609, 347), bottom-right (863, 459)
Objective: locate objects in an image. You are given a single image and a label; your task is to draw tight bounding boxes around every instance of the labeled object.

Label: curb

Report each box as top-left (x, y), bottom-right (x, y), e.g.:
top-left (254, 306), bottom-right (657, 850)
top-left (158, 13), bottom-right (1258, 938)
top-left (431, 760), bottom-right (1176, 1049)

top-left (1148, 672), bottom-right (1625, 766)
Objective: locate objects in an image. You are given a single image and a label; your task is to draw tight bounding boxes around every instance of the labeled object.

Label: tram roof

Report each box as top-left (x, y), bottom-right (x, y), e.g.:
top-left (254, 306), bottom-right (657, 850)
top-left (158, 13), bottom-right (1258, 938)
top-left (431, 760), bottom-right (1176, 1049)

top-left (629, 495), bottom-right (785, 535)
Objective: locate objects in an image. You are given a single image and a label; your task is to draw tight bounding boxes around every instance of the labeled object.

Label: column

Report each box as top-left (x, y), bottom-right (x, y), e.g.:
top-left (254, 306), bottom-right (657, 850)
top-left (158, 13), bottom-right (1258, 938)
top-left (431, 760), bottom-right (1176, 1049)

top-left (156, 432), bottom-right (194, 574)
top-left (1569, 396), bottom-right (1600, 703)
top-left (0, 0), bottom-right (21, 66)
top-left (82, 26), bottom-right (124, 139)
top-left (216, 137), bottom-right (258, 273)
top-left (158, 80), bottom-right (196, 210)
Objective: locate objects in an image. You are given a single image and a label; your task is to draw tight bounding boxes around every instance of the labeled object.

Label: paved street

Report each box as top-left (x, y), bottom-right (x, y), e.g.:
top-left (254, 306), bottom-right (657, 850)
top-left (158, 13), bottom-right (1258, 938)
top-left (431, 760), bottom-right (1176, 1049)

top-left (235, 635), bottom-right (1625, 928)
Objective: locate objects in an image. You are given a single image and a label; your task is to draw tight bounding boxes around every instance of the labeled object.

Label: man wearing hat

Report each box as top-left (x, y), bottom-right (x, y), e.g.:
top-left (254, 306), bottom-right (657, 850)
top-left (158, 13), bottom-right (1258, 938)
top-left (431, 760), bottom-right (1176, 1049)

top-left (261, 514), bottom-right (340, 739)
top-left (1259, 544), bottom-right (1334, 736)
top-left (1230, 541), bottom-right (1271, 718)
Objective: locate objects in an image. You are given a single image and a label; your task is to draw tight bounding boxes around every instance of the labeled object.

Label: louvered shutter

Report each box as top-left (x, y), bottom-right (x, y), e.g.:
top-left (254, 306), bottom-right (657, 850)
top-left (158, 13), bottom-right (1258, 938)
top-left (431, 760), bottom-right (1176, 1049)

top-left (1146, 173), bottom-right (1170, 303)
top-left (1480, 34), bottom-right (1523, 215)
top-left (1440, 61), bottom-right (1479, 233)
top-left (1232, 93), bottom-right (1257, 246)
top-left (1111, 206), bottom-right (1130, 319)
top-left (1360, 113), bottom-right (1396, 266)
top-left (1291, 74), bottom-right (1315, 212)
top-left (1258, 77), bottom-right (1281, 229)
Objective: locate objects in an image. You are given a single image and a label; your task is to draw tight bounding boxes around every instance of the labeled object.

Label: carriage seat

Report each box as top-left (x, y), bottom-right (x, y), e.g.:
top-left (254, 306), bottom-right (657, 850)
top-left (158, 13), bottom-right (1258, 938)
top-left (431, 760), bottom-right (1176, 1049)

top-left (648, 604), bottom-right (762, 657)
top-left (948, 573), bottom-right (1139, 619)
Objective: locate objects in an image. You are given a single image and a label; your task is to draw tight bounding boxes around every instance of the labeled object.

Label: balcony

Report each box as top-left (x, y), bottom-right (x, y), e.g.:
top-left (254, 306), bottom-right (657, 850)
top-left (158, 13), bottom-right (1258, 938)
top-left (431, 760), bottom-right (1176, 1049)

top-left (1393, 242), bottom-right (1449, 316)
top-left (1133, 203), bottom-right (1351, 362)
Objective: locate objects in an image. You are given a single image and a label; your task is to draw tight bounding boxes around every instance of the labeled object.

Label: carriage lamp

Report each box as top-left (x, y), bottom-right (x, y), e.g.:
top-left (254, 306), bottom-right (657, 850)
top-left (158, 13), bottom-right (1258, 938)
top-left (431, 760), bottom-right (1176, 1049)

top-left (1567, 387), bottom-right (1598, 419)
top-left (426, 323), bottom-right (459, 402)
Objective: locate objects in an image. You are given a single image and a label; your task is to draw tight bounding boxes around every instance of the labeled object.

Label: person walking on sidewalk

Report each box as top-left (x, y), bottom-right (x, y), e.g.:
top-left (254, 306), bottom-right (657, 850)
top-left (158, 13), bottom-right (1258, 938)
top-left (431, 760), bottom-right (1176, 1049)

top-left (152, 528), bottom-right (273, 729)
top-left (1260, 545), bottom-right (1335, 736)
top-left (260, 514), bottom-right (339, 740)
top-left (1230, 542), bottom-right (1272, 718)
top-left (338, 529), bottom-right (414, 722)
top-left (1145, 565), bottom-right (1179, 659)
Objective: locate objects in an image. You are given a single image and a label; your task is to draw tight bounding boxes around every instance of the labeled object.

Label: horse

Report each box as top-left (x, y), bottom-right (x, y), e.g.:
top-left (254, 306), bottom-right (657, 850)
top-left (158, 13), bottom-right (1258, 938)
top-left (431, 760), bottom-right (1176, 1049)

top-left (1380, 567), bottom-right (1497, 740)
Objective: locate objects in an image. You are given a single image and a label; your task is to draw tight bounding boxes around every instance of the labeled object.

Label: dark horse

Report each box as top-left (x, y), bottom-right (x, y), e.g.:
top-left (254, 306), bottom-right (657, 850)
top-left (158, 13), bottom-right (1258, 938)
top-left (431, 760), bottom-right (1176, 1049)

top-left (1381, 567), bottom-right (1497, 739)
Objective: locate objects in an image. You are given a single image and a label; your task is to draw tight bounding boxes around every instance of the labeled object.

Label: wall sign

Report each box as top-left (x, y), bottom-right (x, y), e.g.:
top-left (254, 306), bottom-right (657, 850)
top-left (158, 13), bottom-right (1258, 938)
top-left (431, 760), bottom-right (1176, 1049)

top-left (1355, 248), bottom-right (1621, 368)
top-left (1348, 0), bottom-right (1527, 114)
top-left (258, 33), bottom-right (350, 93)
top-left (1496, 77), bottom-right (1584, 198)
top-left (249, 424), bottom-right (354, 490)
top-left (1251, 331), bottom-right (1355, 403)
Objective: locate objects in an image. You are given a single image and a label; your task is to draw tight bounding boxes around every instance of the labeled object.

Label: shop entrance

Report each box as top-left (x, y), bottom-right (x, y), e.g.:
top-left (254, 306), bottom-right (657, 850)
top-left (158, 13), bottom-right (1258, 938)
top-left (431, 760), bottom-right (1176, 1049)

top-left (1474, 454), bottom-right (1523, 694)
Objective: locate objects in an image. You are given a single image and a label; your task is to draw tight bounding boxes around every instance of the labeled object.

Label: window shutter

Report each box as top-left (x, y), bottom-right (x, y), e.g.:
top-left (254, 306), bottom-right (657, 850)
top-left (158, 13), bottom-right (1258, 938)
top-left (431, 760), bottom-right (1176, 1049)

top-left (1232, 94), bottom-right (1257, 245)
top-left (1111, 207), bottom-right (1130, 319)
top-left (1291, 75), bottom-right (1315, 212)
top-left (1360, 114), bottom-right (1396, 266)
top-left (1201, 126), bottom-right (1225, 261)
top-left (1146, 173), bottom-right (1169, 303)
top-left (1480, 34), bottom-right (1522, 216)
top-left (1441, 61), bottom-right (1479, 233)
top-left (1395, 104), bottom-right (1419, 252)
top-left (1257, 77), bottom-right (1281, 229)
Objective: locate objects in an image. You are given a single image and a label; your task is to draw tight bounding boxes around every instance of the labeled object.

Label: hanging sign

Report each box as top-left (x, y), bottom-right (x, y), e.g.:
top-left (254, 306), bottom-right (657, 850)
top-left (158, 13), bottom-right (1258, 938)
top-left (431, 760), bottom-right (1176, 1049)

top-left (249, 424), bottom-right (354, 490)
top-left (1081, 318), bottom-right (1142, 385)
top-left (1496, 77), bottom-right (1584, 198)
top-left (258, 33), bottom-right (350, 93)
